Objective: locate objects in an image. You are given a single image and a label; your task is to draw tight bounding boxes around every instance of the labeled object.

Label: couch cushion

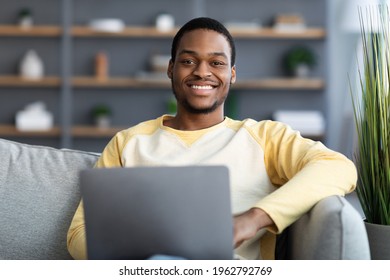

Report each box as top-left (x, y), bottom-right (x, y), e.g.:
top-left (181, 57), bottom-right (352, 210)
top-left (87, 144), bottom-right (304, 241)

top-left (276, 195), bottom-right (370, 259)
top-left (0, 138), bottom-right (99, 259)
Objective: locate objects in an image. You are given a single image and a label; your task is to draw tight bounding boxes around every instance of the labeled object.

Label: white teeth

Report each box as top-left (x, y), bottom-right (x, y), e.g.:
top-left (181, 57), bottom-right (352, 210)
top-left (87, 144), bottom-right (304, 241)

top-left (191, 85), bottom-right (213, 90)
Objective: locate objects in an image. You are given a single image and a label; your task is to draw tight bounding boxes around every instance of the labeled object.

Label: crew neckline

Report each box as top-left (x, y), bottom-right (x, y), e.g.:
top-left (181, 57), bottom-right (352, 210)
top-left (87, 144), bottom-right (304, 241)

top-left (159, 115), bottom-right (230, 146)
top-left (160, 114), bottom-right (229, 133)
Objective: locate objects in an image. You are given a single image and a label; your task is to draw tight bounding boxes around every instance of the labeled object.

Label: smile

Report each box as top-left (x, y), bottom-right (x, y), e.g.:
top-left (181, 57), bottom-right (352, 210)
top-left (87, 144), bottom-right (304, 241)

top-left (190, 85), bottom-right (214, 90)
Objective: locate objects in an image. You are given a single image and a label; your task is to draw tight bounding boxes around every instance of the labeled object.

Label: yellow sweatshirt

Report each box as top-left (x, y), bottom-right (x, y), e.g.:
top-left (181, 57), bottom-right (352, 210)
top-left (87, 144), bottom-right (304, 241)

top-left (67, 115), bottom-right (357, 260)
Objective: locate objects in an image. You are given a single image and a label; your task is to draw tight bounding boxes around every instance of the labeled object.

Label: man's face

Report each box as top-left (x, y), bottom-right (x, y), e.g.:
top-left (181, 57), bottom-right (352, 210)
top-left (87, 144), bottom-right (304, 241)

top-left (168, 29), bottom-right (236, 115)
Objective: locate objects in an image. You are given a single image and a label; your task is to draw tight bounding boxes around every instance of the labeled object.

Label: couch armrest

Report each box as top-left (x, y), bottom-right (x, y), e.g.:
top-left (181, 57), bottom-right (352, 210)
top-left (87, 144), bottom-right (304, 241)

top-left (275, 195), bottom-right (370, 259)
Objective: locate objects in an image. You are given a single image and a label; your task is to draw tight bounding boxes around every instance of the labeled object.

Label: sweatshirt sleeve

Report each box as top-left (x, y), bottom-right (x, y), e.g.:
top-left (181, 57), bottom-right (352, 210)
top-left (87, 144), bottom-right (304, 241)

top-left (67, 133), bottom-right (125, 259)
top-left (253, 121), bottom-right (357, 233)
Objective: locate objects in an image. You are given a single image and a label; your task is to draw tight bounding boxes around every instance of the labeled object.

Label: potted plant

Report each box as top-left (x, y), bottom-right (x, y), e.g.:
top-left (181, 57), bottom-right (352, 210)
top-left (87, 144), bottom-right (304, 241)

top-left (283, 46), bottom-right (316, 78)
top-left (350, 5), bottom-right (390, 259)
top-left (18, 8), bottom-right (33, 28)
top-left (91, 104), bottom-right (112, 128)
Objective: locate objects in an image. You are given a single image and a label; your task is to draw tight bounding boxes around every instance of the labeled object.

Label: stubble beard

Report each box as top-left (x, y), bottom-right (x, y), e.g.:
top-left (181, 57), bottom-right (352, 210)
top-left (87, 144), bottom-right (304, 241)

top-left (171, 80), bottom-right (228, 115)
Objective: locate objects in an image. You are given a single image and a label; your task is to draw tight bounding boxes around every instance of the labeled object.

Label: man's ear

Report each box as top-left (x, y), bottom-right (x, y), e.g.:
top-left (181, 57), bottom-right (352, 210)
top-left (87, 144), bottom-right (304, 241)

top-left (167, 59), bottom-right (173, 79)
top-left (230, 65), bottom-right (237, 84)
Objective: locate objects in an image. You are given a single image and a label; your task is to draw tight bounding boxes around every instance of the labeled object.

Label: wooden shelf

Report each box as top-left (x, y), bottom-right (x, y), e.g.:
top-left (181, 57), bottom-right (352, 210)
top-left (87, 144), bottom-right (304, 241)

top-left (71, 25), bottom-right (325, 39)
top-left (0, 25), bottom-right (61, 37)
top-left (0, 125), bottom-right (61, 137)
top-left (0, 24), bottom-right (325, 39)
top-left (229, 27), bottom-right (326, 39)
top-left (0, 76), bottom-right (61, 87)
top-left (72, 76), bottom-right (324, 90)
top-left (71, 125), bottom-right (127, 137)
top-left (71, 26), bottom-right (178, 38)
top-left (233, 78), bottom-right (325, 90)
top-left (72, 76), bottom-right (170, 88)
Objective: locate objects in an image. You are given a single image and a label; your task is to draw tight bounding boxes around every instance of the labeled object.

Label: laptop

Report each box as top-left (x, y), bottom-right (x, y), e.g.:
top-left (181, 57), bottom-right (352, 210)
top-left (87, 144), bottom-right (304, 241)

top-left (79, 165), bottom-right (234, 260)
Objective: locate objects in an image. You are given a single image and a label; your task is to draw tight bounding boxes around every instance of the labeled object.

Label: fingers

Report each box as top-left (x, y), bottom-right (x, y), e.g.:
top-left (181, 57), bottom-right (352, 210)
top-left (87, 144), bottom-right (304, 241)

top-left (232, 214), bottom-right (255, 248)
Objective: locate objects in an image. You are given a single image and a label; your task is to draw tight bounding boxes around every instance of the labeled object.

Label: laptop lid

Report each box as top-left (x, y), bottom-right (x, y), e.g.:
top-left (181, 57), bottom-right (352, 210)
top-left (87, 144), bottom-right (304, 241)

top-left (80, 165), bottom-right (234, 260)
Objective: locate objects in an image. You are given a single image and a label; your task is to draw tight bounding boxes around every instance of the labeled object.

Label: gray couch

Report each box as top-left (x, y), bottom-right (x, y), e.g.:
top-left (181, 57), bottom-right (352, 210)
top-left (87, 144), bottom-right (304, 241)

top-left (0, 138), bottom-right (370, 259)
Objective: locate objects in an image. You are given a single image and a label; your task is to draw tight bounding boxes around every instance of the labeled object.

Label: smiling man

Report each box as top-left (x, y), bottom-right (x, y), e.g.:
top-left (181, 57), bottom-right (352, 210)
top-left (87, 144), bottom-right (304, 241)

top-left (67, 17), bottom-right (357, 260)
top-left (167, 27), bottom-right (235, 121)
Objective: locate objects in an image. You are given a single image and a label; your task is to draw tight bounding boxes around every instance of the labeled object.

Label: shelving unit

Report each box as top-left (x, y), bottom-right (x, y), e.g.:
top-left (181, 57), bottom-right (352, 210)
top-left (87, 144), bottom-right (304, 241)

top-left (0, 0), bottom-right (327, 151)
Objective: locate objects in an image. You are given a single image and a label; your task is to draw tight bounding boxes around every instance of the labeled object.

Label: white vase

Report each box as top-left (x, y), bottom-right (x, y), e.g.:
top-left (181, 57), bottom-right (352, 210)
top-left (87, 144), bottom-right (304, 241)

top-left (156, 14), bottom-right (174, 32)
top-left (20, 50), bottom-right (44, 80)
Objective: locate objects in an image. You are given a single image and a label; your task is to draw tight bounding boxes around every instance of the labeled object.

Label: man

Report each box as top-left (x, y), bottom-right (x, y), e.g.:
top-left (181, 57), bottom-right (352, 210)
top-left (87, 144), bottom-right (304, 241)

top-left (67, 17), bottom-right (357, 260)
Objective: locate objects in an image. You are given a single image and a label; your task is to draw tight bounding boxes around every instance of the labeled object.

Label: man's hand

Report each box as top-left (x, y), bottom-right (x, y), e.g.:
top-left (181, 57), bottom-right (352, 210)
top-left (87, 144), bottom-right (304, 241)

top-left (233, 207), bottom-right (274, 248)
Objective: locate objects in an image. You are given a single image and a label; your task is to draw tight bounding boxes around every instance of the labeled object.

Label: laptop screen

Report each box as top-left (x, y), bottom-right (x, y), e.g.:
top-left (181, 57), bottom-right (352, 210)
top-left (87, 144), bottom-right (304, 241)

top-left (80, 165), bottom-right (234, 260)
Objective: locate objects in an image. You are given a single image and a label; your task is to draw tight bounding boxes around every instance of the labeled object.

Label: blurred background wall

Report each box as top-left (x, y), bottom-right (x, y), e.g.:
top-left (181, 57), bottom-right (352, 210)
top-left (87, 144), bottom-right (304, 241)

top-left (0, 0), bottom-right (364, 156)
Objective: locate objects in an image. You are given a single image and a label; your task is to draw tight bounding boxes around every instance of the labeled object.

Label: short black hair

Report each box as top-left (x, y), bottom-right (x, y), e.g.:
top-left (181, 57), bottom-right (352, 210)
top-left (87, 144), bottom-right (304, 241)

top-left (171, 17), bottom-right (236, 66)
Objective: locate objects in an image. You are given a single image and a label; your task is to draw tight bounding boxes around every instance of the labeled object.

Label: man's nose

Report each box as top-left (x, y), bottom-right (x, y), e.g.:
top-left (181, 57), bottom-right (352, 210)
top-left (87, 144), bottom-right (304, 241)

top-left (193, 61), bottom-right (211, 78)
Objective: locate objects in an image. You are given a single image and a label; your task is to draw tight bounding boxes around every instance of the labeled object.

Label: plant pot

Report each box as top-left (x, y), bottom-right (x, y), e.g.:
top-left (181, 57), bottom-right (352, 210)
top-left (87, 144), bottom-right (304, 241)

top-left (19, 16), bottom-right (33, 28)
top-left (364, 221), bottom-right (390, 260)
top-left (294, 63), bottom-right (310, 78)
top-left (95, 115), bottom-right (111, 128)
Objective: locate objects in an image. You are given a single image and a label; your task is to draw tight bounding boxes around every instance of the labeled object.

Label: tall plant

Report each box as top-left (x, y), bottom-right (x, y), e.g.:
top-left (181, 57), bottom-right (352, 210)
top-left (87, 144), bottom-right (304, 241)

top-left (351, 5), bottom-right (390, 225)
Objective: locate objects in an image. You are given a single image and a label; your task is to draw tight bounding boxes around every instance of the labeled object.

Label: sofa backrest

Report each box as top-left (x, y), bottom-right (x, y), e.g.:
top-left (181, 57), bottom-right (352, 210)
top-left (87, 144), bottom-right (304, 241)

top-left (0, 138), bottom-right (99, 259)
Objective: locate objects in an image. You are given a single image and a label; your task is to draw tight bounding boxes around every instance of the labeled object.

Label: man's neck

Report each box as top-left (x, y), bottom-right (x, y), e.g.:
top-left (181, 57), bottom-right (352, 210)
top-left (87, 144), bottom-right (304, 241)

top-left (164, 112), bottom-right (225, 131)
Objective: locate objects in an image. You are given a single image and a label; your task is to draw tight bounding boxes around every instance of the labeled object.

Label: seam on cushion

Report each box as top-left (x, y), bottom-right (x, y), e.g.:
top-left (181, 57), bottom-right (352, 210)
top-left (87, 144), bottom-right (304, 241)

top-left (337, 196), bottom-right (347, 259)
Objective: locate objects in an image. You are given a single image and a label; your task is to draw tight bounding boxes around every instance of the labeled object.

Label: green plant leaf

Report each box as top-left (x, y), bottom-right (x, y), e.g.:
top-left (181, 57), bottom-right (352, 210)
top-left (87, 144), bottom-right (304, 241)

top-left (351, 5), bottom-right (390, 225)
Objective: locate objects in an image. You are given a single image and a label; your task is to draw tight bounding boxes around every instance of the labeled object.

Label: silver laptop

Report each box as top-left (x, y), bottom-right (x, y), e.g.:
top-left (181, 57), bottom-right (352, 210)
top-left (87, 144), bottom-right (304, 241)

top-left (79, 165), bottom-right (234, 260)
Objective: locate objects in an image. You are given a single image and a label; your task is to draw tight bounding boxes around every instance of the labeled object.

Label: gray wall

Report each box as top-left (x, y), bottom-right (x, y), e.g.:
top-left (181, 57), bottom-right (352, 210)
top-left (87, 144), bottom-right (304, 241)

top-left (326, 0), bottom-right (363, 159)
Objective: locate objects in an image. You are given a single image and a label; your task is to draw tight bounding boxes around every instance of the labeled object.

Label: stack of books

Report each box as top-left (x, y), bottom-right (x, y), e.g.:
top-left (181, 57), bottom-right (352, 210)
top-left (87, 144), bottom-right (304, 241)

top-left (273, 14), bottom-right (306, 32)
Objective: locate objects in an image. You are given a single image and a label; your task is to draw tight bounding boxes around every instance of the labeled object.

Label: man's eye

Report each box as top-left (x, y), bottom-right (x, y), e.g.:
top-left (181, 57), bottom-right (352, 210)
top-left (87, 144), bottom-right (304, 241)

top-left (212, 61), bottom-right (225, 66)
top-left (182, 59), bottom-right (194, 65)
